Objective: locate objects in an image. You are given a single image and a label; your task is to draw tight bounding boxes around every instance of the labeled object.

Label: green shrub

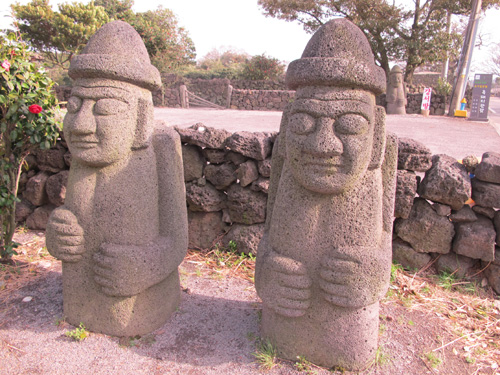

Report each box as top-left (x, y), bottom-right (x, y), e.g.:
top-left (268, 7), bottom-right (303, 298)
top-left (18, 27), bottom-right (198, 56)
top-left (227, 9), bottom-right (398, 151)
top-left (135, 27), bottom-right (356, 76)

top-left (239, 54), bottom-right (285, 81)
top-left (0, 33), bottom-right (62, 260)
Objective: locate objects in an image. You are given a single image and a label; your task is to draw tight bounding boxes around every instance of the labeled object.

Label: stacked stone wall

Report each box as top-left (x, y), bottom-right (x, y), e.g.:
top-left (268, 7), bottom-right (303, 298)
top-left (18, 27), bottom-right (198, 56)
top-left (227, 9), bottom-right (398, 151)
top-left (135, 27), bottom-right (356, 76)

top-left (230, 90), bottom-right (295, 111)
top-left (16, 127), bottom-right (500, 294)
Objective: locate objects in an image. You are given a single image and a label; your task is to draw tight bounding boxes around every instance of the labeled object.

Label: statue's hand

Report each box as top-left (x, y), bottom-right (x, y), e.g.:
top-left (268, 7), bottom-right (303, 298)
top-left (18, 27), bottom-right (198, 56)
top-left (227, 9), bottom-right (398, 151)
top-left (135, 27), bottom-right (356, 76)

top-left (92, 243), bottom-right (154, 297)
top-left (396, 98), bottom-right (405, 106)
top-left (257, 250), bottom-right (312, 318)
top-left (319, 247), bottom-right (390, 308)
top-left (46, 207), bottom-right (85, 263)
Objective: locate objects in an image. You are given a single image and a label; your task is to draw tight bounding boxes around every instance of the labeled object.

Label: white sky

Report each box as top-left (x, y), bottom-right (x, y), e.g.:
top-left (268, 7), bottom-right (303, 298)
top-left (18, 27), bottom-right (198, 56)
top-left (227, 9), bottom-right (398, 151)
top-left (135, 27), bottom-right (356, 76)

top-left (0, 0), bottom-right (499, 69)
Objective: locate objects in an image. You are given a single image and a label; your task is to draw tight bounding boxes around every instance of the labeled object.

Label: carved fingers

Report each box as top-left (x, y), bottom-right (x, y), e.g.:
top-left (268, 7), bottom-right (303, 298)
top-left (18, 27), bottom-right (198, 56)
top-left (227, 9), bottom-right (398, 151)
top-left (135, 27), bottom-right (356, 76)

top-left (266, 253), bottom-right (312, 318)
top-left (45, 208), bottom-right (85, 263)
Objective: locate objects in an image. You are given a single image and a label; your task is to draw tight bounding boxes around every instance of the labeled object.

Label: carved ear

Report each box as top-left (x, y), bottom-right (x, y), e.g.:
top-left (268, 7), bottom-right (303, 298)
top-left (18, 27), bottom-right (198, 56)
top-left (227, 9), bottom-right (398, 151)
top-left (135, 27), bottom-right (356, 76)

top-left (368, 105), bottom-right (386, 170)
top-left (132, 97), bottom-right (154, 150)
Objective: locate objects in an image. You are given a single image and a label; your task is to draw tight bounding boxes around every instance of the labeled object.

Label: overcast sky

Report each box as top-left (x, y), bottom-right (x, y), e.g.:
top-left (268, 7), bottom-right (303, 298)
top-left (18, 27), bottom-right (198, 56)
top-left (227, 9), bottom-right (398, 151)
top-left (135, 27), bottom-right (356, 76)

top-left (1, 0), bottom-right (499, 70)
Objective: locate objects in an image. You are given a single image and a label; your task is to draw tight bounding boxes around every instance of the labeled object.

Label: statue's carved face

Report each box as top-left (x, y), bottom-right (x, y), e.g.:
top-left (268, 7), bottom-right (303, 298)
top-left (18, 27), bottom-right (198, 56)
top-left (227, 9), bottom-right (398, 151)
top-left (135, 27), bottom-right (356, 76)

top-left (390, 72), bottom-right (402, 87)
top-left (64, 80), bottom-right (138, 167)
top-left (286, 89), bottom-right (375, 194)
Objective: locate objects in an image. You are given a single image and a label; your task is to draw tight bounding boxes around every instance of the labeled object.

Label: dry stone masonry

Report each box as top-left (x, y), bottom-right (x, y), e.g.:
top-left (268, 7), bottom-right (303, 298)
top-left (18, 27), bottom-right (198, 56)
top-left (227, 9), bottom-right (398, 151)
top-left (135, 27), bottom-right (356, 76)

top-left (44, 21), bottom-right (188, 337)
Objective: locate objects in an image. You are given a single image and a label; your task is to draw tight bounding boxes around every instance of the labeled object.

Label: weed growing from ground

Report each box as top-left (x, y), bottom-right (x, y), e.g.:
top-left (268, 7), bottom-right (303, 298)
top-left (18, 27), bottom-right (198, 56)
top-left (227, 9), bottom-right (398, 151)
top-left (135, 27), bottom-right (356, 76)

top-left (424, 351), bottom-right (442, 368)
top-left (65, 323), bottom-right (89, 342)
top-left (253, 339), bottom-right (277, 370)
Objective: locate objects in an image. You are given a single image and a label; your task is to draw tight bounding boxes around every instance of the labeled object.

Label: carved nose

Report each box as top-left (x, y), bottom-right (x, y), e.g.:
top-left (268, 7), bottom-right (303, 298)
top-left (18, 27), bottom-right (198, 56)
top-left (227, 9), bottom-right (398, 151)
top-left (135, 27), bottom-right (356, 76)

top-left (70, 100), bottom-right (96, 135)
top-left (307, 117), bottom-right (343, 156)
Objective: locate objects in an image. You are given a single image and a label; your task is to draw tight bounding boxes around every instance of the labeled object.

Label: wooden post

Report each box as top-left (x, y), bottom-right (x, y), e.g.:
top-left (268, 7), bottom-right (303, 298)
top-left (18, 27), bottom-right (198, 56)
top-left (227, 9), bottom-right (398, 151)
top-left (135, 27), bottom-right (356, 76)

top-left (226, 84), bottom-right (233, 109)
top-left (179, 85), bottom-right (188, 109)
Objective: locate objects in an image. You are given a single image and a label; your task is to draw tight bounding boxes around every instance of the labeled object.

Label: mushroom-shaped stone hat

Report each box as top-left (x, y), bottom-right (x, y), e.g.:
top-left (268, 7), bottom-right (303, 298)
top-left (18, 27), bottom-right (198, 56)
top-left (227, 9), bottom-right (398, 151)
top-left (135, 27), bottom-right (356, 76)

top-left (68, 21), bottom-right (161, 91)
top-left (286, 18), bottom-right (386, 95)
top-left (390, 65), bottom-right (403, 74)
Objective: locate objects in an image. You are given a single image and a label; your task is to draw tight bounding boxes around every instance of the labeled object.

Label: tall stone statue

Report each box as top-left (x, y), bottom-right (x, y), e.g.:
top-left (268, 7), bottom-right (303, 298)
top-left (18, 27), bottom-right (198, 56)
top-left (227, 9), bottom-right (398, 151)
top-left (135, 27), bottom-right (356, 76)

top-left (386, 65), bottom-right (407, 114)
top-left (255, 19), bottom-right (397, 370)
top-left (46, 21), bottom-right (188, 337)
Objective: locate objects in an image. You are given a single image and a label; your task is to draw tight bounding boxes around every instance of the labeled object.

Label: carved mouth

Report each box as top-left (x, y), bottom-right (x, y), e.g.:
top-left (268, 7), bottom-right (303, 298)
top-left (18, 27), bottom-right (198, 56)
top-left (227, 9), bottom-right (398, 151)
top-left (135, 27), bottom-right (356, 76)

top-left (71, 139), bottom-right (98, 149)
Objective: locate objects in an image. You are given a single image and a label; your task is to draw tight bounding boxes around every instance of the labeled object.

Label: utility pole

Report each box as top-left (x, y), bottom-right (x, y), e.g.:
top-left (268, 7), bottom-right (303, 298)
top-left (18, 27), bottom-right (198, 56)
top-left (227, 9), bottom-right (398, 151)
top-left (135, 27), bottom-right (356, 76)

top-left (441, 11), bottom-right (452, 80)
top-left (448, 0), bottom-right (482, 116)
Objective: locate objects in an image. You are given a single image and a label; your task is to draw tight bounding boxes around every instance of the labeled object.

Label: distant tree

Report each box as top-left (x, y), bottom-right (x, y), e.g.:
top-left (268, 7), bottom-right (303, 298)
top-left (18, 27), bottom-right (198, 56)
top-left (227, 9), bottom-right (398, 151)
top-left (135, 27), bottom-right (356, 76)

top-left (11, 0), bottom-right (110, 68)
top-left (240, 54), bottom-right (285, 81)
top-left (11, 0), bottom-right (196, 73)
top-left (484, 42), bottom-right (500, 76)
top-left (258, 0), bottom-right (500, 83)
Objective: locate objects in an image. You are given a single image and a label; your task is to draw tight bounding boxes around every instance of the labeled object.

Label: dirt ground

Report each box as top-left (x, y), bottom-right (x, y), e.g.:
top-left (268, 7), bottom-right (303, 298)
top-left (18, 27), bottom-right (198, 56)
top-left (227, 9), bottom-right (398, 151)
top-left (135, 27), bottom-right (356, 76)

top-left (1, 230), bottom-right (499, 375)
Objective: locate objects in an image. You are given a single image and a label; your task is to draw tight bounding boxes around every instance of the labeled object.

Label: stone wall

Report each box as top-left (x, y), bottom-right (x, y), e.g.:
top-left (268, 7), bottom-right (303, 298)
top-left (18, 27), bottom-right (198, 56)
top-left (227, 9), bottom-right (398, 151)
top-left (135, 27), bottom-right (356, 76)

top-left (230, 90), bottom-right (295, 111)
top-left (377, 93), bottom-right (447, 115)
top-left (16, 127), bottom-right (500, 294)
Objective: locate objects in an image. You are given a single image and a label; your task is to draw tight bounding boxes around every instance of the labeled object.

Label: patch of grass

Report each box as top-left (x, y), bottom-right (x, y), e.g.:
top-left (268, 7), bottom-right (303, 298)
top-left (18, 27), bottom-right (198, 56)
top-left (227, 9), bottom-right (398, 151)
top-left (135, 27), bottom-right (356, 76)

top-left (437, 270), bottom-right (458, 291)
top-left (390, 262), bottom-right (404, 283)
top-left (379, 322), bottom-right (387, 335)
top-left (424, 351), bottom-right (442, 368)
top-left (294, 355), bottom-right (316, 373)
top-left (65, 323), bottom-right (89, 342)
top-left (253, 339), bottom-right (277, 370)
top-left (374, 346), bottom-right (391, 367)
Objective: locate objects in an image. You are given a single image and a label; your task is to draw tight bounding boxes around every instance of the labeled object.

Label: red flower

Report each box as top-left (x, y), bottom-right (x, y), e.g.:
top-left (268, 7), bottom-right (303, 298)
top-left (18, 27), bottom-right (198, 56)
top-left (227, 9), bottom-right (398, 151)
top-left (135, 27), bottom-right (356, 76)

top-left (10, 50), bottom-right (16, 57)
top-left (1, 59), bottom-right (10, 72)
top-left (28, 104), bottom-right (43, 114)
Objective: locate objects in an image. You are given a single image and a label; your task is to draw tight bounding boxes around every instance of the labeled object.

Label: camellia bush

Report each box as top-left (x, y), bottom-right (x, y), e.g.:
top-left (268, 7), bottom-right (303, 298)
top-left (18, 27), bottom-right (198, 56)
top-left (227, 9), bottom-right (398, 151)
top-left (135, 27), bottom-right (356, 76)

top-left (240, 54), bottom-right (285, 81)
top-left (0, 33), bottom-right (62, 261)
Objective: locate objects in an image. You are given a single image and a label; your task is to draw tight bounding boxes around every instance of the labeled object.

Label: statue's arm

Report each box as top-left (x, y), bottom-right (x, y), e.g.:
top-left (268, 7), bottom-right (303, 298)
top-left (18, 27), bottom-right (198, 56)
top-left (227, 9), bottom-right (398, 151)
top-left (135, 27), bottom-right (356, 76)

top-left (46, 206), bottom-right (85, 263)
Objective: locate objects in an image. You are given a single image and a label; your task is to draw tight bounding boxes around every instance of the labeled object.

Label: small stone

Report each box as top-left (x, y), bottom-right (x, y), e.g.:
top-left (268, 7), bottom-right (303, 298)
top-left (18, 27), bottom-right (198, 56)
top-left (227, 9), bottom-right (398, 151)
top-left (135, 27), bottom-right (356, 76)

top-left (474, 152), bottom-right (500, 184)
top-left (26, 204), bottom-right (56, 230)
top-left (397, 137), bottom-right (432, 172)
top-left (188, 211), bottom-right (224, 249)
top-left (225, 131), bottom-right (273, 160)
top-left (432, 203), bottom-right (451, 217)
top-left (205, 163), bottom-right (237, 190)
top-left (35, 146), bottom-right (66, 173)
top-left (392, 238), bottom-right (432, 270)
top-left (453, 216), bottom-right (496, 261)
top-left (182, 144), bottom-right (205, 182)
top-left (257, 158), bottom-right (272, 178)
top-left (186, 182), bottom-right (226, 212)
top-left (222, 223), bottom-right (265, 255)
top-left (175, 123), bottom-right (231, 149)
top-left (418, 154), bottom-right (471, 210)
top-left (250, 177), bottom-right (270, 194)
top-left (471, 179), bottom-right (500, 209)
top-left (435, 252), bottom-right (477, 278)
top-left (226, 184), bottom-right (267, 225)
top-left (237, 160), bottom-right (259, 187)
top-left (450, 205), bottom-right (477, 223)
top-left (23, 171), bottom-right (51, 206)
top-left (46, 171), bottom-right (69, 207)
top-left (395, 198), bottom-right (455, 254)
top-left (22, 296), bottom-right (33, 302)
top-left (394, 170), bottom-right (417, 219)
top-left (461, 155), bottom-right (479, 173)
top-left (225, 151), bottom-right (247, 166)
top-left (472, 205), bottom-right (495, 219)
top-left (202, 148), bottom-right (226, 164)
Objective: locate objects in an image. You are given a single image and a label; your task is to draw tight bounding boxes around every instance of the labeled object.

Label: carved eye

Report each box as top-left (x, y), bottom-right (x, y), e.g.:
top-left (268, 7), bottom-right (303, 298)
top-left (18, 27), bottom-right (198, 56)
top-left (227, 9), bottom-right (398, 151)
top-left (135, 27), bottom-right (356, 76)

top-left (335, 114), bottom-right (369, 135)
top-left (289, 112), bottom-right (315, 135)
top-left (94, 98), bottom-right (129, 116)
top-left (67, 96), bottom-right (82, 114)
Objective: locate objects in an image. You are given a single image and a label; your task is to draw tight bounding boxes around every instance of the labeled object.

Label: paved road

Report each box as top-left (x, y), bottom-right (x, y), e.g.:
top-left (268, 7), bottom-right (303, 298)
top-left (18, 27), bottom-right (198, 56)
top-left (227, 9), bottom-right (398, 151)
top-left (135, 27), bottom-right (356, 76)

top-left (154, 107), bottom-right (500, 160)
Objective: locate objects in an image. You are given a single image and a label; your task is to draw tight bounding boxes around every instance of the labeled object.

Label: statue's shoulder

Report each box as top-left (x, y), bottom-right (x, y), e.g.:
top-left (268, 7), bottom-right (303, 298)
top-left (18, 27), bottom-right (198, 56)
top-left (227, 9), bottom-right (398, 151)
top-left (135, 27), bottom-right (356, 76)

top-left (152, 121), bottom-right (181, 146)
top-left (152, 122), bottom-right (182, 165)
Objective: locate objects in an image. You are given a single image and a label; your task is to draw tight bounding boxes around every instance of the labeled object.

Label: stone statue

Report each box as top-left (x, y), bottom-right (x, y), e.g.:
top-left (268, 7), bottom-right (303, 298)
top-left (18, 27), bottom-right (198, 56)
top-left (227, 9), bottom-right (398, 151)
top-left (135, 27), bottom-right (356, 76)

top-left (255, 19), bottom-right (397, 370)
top-left (386, 65), bottom-right (407, 114)
top-left (46, 21), bottom-right (188, 336)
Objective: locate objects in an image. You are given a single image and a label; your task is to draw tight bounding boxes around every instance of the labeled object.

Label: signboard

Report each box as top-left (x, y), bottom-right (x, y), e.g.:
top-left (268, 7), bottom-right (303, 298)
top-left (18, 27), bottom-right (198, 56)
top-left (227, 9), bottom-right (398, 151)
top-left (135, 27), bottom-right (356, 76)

top-left (421, 87), bottom-right (432, 110)
top-left (469, 74), bottom-right (493, 121)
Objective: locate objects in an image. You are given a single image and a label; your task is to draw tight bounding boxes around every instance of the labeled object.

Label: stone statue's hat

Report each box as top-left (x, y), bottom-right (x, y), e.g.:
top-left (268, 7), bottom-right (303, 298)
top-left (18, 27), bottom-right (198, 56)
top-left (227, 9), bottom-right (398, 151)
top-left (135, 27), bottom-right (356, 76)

top-left (286, 18), bottom-right (386, 95)
top-left (69, 21), bottom-right (161, 91)
top-left (391, 65), bottom-right (403, 74)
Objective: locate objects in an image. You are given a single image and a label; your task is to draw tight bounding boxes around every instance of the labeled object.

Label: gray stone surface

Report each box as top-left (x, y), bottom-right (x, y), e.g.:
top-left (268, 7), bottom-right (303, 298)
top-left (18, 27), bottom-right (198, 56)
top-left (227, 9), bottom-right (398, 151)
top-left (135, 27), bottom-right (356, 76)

top-left (250, 177), bottom-right (270, 194)
top-left (205, 163), bottom-right (237, 190)
top-left (397, 137), bottom-right (432, 172)
top-left (432, 203), bottom-right (451, 217)
top-left (474, 151), bottom-right (500, 184)
top-left (417, 154), bottom-right (471, 210)
top-left (392, 238), bottom-right (431, 270)
top-left (225, 131), bottom-right (272, 160)
top-left (186, 182), bottom-right (226, 212)
top-left (394, 170), bottom-right (417, 219)
top-left (472, 205), bottom-right (495, 219)
top-left (237, 160), bottom-right (259, 187)
top-left (386, 65), bottom-right (407, 115)
top-left (35, 146), bottom-right (67, 173)
top-left (15, 198), bottom-right (35, 223)
top-left (450, 205), bottom-right (477, 223)
top-left (471, 179), bottom-right (500, 209)
top-left (395, 198), bottom-right (455, 254)
top-left (461, 155), bottom-right (479, 173)
top-left (257, 158), bottom-right (272, 177)
top-left (453, 215), bottom-right (496, 261)
top-left (26, 204), bottom-right (56, 230)
top-left (435, 252), bottom-right (477, 279)
top-left (188, 211), bottom-right (224, 249)
top-left (494, 211), bottom-right (500, 245)
top-left (225, 151), bottom-right (247, 166)
top-left (45, 21), bottom-right (188, 337)
top-left (202, 148), bottom-right (226, 164)
top-left (222, 223), bottom-right (264, 255)
top-left (483, 249), bottom-right (500, 294)
top-left (23, 171), bottom-right (50, 206)
top-left (176, 123), bottom-right (231, 149)
top-left (46, 171), bottom-right (69, 207)
top-left (182, 144), bottom-right (205, 182)
top-left (226, 184), bottom-right (267, 225)
top-left (255, 19), bottom-right (395, 370)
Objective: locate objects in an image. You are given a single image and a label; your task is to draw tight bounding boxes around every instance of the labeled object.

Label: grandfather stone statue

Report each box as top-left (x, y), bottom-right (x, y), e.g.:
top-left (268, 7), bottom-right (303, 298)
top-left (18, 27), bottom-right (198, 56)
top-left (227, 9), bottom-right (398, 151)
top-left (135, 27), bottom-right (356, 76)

top-left (386, 65), bottom-right (407, 114)
top-left (46, 21), bottom-right (188, 336)
top-left (255, 19), bottom-right (397, 370)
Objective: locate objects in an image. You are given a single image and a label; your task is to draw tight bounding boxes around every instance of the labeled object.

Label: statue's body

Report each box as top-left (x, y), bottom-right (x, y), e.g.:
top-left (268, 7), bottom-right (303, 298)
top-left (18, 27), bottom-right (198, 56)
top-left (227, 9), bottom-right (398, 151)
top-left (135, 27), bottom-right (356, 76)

top-left (255, 20), bottom-right (397, 370)
top-left (386, 65), bottom-right (407, 115)
top-left (46, 21), bottom-right (187, 336)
